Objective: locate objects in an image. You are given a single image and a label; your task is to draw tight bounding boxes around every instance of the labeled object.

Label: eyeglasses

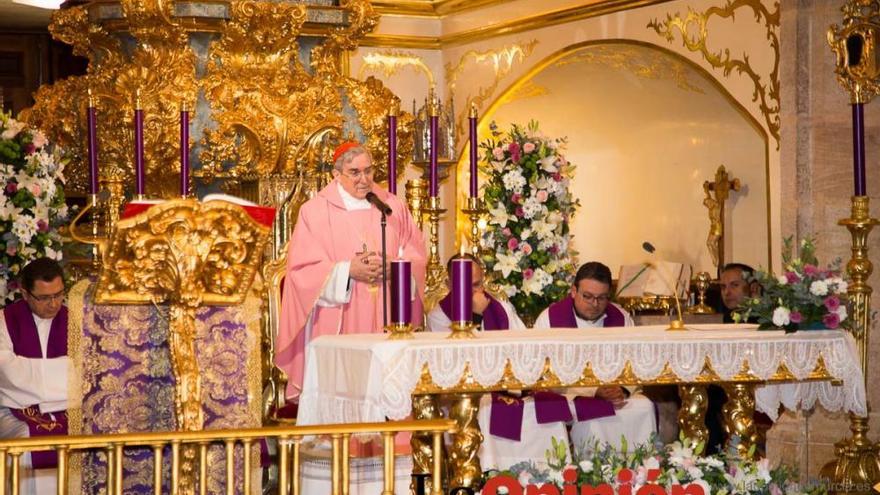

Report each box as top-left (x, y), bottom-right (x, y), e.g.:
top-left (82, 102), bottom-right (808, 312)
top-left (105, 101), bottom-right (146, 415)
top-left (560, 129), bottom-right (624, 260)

top-left (578, 292), bottom-right (610, 304)
top-left (341, 167), bottom-right (375, 181)
top-left (26, 289), bottom-right (65, 303)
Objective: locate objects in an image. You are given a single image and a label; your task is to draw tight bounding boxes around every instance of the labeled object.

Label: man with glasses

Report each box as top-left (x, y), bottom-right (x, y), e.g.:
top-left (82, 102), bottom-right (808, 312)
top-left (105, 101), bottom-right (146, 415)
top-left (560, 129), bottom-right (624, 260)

top-left (277, 142), bottom-right (426, 403)
top-left (534, 262), bottom-right (656, 454)
top-left (0, 257), bottom-right (68, 493)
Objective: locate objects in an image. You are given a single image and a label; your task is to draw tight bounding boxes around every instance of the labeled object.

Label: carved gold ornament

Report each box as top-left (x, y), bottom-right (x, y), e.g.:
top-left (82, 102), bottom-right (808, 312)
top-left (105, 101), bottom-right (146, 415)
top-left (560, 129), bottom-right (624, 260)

top-left (359, 50), bottom-right (436, 87)
top-left (445, 39), bottom-right (539, 138)
top-left (828, 0), bottom-right (880, 104)
top-left (648, 0), bottom-right (781, 145)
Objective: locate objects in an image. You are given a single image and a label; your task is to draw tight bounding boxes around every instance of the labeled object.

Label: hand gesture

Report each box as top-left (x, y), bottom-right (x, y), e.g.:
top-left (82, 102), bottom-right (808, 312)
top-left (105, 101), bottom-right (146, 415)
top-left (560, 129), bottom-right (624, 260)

top-left (594, 386), bottom-right (627, 409)
top-left (350, 252), bottom-right (383, 284)
top-left (472, 288), bottom-right (490, 315)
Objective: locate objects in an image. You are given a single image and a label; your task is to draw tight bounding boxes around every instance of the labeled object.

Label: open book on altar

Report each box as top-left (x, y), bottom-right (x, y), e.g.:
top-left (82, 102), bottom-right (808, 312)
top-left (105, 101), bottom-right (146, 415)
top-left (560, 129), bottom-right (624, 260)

top-left (121, 194), bottom-right (275, 227)
top-left (616, 261), bottom-right (692, 298)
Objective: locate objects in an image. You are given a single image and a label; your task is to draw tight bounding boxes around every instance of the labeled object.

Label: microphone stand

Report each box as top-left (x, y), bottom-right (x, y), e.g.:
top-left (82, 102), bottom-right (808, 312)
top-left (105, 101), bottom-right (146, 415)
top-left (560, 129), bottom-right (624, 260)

top-left (380, 211), bottom-right (388, 328)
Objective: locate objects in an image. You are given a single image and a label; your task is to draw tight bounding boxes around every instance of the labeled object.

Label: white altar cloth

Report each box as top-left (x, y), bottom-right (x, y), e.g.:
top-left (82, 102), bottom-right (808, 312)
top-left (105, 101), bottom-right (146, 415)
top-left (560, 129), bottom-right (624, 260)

top-left (296, 324), bottom-right (866, 426)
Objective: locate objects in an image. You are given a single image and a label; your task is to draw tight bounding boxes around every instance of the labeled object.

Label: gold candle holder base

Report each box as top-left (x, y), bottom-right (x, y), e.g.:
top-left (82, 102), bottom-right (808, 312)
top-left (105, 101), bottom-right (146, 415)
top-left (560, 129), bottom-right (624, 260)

top-left (448, 321), bottom-right (478, 339)
top-left (461, 196), bottom-right (487, 259)
top-left (666, 319), bottom-right (687, 331)
top-left (386, 322), bottom-right (415, 340)
top-left (688, 271), bottom-right (715, 314)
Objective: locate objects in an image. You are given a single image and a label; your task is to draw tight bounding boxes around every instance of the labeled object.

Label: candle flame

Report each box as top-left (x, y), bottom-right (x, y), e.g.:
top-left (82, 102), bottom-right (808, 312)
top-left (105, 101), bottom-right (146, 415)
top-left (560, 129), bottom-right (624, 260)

top-left (398, 246), bottom-right (404, 259)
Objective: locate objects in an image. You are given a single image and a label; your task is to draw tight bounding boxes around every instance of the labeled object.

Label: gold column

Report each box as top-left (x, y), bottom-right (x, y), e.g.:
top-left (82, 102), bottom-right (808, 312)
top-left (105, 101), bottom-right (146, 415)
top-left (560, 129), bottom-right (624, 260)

top-left (447, 393), bottom-right (482, 490)
top-left (722, 383), bottom-right (758, 458)
top-left (677, 384), bottom-right (709, 449)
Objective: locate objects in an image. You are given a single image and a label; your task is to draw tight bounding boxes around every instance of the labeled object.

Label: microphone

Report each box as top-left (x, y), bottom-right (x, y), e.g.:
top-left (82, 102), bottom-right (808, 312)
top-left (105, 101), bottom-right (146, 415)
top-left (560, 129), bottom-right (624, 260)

top-left (365, 192), bottom-right (392, 216)
top-left (642, 241), bottom-right (686, 331)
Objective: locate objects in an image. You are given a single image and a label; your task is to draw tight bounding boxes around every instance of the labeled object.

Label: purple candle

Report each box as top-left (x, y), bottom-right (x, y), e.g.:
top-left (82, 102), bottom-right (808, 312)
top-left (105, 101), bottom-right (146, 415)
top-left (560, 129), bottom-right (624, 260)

top-left (429, 94), bottom-right (439, 198)
top-left (86, 92), bottom-right (99, 195)
top-left (134, 96), bottom-right (145, 196)
top-left (469, 104), bottom-right (478, 197)
top-left (388, 102), bottom-right (398, 194)
top-left (853, 103), bottom-right (866, 196)
top-left (450, 258), bottom-right (473, 323)
top-left (390, 258), bottom-right (411, 325)
top-left (180, 103), bottom-right (190, 197)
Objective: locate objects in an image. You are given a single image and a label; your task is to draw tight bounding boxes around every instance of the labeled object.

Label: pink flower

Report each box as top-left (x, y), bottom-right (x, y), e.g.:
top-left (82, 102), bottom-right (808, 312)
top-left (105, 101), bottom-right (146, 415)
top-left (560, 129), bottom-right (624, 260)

top-left (515, 207), bottom-right (524, 218)
top-left (508, 142), bottom-right (521, 163)
top-left (823, 312), bottom-right (841, 329)
top-left (521, 242), bottom-right (532, 255)
top-left (548, 245), bottom-right (559, 254)
top-left (36, 220), bottom-right (49, 233)
top-left (507, 238), bottom-right (519, 250)
top-left (536, 190), bottom-right (549, 203)
top-left (492, 147), bottom-right (504, 160)
top-left (24, 144), bottom-right (35, 155)
top-left (523, 268), bottom-right (534, 279)
top-left (553, 172), bottom-right (563, 182)
top-left (770, 484), bottom-right (783, 495)
top-left (785, 271), bottom-right (801, 284)
top-left (502, 227), bottom-right (511, 237)
top-left (790, 311), bottom-right (803, 324)
top-left (803, 264), bottom-right (819, 277)
top-left (29, 184), bottom-right (41, 196)
top-left (5, 245), bottom-right (16, 256)
top-left (523, 142), bottom-right (536, 154)
top-left (5, 182), bottom-right (17, 194)
top-left (511, 193), bottom-right (522, 204)
top-left (824, 295), bottom-right (841, 311)
top-left (31, 131), bottom-right (47, 149)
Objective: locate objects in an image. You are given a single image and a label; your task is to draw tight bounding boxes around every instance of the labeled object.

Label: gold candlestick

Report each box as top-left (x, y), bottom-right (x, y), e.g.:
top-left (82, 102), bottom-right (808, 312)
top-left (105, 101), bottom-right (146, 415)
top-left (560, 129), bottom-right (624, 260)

top-left (386, 322), bottom-right (414, 340)
top-left (406, 179), bottom-right (428, 232)
top-left (423, 195), bottom-right (447, 304)
top-left (820, 196), bottom-right (880, 488)
top-left (461, 196), bottom-right (487, 259)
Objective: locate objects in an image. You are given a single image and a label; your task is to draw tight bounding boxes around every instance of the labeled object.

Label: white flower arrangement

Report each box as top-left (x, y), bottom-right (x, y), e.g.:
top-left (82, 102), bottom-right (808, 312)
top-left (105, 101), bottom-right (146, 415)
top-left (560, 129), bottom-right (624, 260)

top-left (0, 112), bottom-right (69, 303)
top-left (480, 121), bottom-right (580, 323)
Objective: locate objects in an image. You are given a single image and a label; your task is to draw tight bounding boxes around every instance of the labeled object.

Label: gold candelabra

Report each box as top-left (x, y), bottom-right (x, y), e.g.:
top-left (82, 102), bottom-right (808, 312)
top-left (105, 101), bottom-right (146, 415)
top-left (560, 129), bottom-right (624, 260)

top-left (822, 2), bottom-right (880, 489)
top-left (67, 167), bottom-right (129, 267)
top-left (423, 195), bottom-right (447, 304)
top-left (461, 196), bottom-right (487, 259)
top-left (820, 196), bottom-right (880, 489)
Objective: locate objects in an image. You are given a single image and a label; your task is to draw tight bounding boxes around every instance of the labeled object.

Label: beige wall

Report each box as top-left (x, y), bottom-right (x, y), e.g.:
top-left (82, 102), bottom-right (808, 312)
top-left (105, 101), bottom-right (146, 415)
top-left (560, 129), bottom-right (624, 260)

top-left (354, 0), bottom-right (782, 270)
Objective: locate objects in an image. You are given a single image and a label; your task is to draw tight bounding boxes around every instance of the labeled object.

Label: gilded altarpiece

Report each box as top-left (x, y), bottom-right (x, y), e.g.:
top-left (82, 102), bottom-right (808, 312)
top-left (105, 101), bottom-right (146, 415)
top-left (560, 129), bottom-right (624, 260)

top-left (23, 0), bottom-right (414, 257)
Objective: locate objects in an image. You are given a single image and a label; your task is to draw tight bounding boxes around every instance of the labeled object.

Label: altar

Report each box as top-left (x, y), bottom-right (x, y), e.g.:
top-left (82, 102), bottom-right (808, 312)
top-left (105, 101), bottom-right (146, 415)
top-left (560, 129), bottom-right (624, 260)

top-left (296, 324), bottom-right (867, 489)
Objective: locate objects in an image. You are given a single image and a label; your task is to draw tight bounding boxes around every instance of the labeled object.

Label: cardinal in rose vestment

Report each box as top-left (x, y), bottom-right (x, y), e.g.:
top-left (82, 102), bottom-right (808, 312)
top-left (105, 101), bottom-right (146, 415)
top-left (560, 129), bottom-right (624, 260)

top-left (277, 142), bottom-right (426, 400)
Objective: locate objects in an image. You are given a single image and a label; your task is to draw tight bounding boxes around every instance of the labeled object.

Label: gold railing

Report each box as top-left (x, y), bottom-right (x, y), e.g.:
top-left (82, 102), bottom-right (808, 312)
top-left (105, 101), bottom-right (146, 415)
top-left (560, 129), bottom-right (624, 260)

top-left (0, 419), bottom-right (455, 495)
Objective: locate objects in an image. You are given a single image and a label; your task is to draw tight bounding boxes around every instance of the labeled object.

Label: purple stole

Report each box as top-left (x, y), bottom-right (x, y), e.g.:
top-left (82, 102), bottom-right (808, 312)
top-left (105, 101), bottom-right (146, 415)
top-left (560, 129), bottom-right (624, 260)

top-left (546, 295), bottom-right (626, 328)
top-left (487, 296), bottom-right (626, 441)
top-left (438, 292), bottom-right (510, 331)
top-left (3, 300), bottom-right (68, 469)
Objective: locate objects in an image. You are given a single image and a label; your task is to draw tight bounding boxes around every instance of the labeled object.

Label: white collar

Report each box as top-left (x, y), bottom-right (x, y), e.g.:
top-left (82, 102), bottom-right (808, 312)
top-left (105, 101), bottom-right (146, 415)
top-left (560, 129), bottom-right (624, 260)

top-left (337, 182), bottom-right (371, 211)
top-left (575, 310), bottom-right (607, 326)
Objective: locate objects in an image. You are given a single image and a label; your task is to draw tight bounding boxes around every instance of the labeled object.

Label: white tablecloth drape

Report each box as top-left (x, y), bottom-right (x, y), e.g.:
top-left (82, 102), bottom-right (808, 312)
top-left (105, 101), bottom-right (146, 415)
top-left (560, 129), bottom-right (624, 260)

top-left (296, 324), bottom-right (866, 425)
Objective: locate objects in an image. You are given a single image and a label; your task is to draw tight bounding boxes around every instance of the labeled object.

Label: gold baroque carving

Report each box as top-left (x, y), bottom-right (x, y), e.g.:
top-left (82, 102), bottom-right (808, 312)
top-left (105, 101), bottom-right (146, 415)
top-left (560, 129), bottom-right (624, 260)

top-left (358, 50), bottom-right (436, 87)
top-left (552, 44), bottom-right (705, 94)
top-left (445, 39), bottom-right (539, 139)
top-left (500, 79), bottom-right (549, 104)
top-left (648, 0), bottom-right (781, 145)
top-left (24, 1), bottom-right (198, 197)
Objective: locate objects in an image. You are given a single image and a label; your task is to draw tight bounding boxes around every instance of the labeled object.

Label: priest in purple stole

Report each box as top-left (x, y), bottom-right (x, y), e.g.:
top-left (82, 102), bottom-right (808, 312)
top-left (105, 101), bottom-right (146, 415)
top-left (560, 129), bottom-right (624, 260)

top-left (0, 258), bottom-right (69, 494)
top-left (534, 261), bottom-right (657, 454)
top-left (427, 253), bottom-right (526, 332)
